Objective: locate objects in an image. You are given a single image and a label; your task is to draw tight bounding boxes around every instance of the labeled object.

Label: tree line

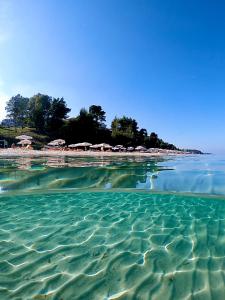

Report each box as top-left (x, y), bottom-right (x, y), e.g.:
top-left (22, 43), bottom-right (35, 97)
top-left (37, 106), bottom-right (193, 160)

top-left (2, 93), bottom-right (177, 149)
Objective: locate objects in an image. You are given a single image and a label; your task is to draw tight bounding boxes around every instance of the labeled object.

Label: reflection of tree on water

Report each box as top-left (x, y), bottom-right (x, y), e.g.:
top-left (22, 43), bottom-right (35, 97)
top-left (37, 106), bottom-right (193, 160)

top-left (1, 156), bottom-right (170, 192)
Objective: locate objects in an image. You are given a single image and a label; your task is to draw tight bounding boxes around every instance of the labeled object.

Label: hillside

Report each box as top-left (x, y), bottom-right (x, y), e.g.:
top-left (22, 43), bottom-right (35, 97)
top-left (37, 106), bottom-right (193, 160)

top-left (0, 127), bottom-right (49, 148)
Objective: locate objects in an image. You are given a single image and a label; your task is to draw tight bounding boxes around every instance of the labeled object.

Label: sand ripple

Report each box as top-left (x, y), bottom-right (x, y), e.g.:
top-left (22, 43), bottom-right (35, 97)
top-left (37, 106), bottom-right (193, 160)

top-left (1, 192), bottom-right (225, 299)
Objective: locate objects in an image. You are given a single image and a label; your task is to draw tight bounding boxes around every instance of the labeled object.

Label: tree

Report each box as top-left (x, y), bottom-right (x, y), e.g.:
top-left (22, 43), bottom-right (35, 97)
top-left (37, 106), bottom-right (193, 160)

top-left (47, 97), bottom-right (71, 135)
top-left (148, 132), bottom-right (159, 148)
top-left (61, 106), bottom-right (111, 144)
top-left (89, 105), bottom-right (106, 127)
top-left (6, 94), bottom-right (29, 128)
top-left (28, 94), bottom-right (52, 131)
top-left (111, 116), bottom-right (139, 146)
top-left (137, 128), bottom-right (148, 145)
top-left (147, 132), bottom-right (177, 150)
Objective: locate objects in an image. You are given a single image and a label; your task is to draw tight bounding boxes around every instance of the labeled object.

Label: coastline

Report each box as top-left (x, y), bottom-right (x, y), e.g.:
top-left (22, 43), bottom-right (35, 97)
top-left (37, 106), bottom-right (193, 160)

top-left (0, 148), bottom-right (189, 157)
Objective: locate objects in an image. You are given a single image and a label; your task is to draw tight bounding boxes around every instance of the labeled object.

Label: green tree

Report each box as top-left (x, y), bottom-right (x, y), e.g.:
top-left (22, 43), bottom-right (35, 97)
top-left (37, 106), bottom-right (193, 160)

top-left (47, 97), bottom-right (71, 135)
top-left (148, 132), bottom-right (159, 148)
top-left (147, 132), bottom-right (177, 150)
top-left (61, 106), bottom-right (111, 144)
top-left (111, 116), bottom-right (139, 146)
top-left (137, 128), bottom-right (148, 145)
top-left (61, 108), bottom-right (96, 144)
top-left (89, 105), bottom-right (106, 127)
top-left (28, 94), bottom-right (52, 132)
top-left (6, 94), bottom-right (29, 128)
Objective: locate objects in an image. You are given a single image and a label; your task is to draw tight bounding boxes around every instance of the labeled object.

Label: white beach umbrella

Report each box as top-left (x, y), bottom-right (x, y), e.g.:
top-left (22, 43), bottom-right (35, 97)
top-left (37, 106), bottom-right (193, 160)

top-left (68, 142), bottom-right (92, 150)
top-left (74, 142), bottom-right (92, 147)
top-left (53, 139), bottom-right (65, 145)
top-left (113, 145), bottom-right (126, 151)
top-left (48, 139), bottom-right (65, 146)
top-left (16, 135), bottom-right (33, 140)
top-left (98, 143), bottom-right (112, 149)
top-left (90, 144), bottom-right (100, 149)
top-left (48, 141), bottom-right (58, 146)
top-left (127, 146), bottom-right (134, 151)
top-left (112, 146), bottom-right (120, 151)
top-left (90, 143), bottom-right (112, 149)
top-left (135, 146), bottom-right (147, 151)
top-left (17, 139), bottom-right (32, 145)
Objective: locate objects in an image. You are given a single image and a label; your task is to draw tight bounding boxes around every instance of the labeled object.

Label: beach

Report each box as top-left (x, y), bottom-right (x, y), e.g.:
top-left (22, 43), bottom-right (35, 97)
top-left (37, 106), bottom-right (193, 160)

top-left (0, 148), bottom-right (189, 157)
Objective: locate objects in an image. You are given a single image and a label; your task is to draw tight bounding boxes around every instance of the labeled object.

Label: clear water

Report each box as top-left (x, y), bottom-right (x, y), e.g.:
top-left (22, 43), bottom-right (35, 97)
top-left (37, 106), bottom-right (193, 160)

top-left (0, 155), bottom-right (225, 299)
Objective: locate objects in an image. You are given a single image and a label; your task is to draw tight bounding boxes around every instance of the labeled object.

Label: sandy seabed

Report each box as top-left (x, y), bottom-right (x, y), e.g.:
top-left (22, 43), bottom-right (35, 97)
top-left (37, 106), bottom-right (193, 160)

top-left (0, 191), bottom-right (225, 300)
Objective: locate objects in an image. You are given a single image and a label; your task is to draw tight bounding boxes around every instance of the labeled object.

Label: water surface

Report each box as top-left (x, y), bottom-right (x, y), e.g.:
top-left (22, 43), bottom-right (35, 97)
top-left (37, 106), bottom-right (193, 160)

top-left (1, 154), bottom-right (225, 195)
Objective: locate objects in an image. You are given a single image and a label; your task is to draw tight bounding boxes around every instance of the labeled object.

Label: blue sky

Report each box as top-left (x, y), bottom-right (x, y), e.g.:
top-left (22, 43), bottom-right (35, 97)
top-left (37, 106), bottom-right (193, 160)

top-left (0, 0), bottom-right (225, 153)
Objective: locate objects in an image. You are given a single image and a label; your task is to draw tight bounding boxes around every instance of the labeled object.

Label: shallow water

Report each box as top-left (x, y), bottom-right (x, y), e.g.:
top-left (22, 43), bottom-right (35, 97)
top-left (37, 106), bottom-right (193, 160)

top-left (0, 155), bottom-right (225, 299)
top-left (1, 154), bottom-right (225, 195)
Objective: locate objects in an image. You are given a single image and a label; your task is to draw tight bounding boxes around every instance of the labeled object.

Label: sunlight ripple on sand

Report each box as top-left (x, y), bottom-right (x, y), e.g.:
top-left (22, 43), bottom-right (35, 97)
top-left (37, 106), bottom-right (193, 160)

top-left (1, 191), bottom-right (225, 299)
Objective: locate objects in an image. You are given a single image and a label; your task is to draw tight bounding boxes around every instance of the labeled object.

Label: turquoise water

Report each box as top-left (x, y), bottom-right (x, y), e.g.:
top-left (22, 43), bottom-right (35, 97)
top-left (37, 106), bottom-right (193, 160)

top-left (1, 155), bottom-right (225, 195)
top-left (0, 155), bottom-right (225, 299)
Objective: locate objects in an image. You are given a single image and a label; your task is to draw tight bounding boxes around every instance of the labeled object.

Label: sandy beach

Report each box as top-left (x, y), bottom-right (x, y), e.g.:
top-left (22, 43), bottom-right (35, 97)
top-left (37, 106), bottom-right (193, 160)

top-left (0, 148), bottom-right (189, 157)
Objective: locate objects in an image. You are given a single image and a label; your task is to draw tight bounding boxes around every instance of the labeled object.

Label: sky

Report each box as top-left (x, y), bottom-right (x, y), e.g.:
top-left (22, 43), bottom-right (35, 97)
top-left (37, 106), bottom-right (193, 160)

top-left (0, 0), bottom-right (225, 153)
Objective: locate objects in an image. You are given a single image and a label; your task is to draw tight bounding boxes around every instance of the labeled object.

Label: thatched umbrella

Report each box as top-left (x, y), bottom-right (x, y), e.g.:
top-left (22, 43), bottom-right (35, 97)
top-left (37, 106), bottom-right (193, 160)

top-left (113, 145), bottom-right (126, 152)
top-left (90, 144), bottom-right (100, 150)
top-left (115, 145), bottom-right (126, 151)
top-left (68, 144), bottom-right (77, 148)
top-left (90, 143), bottom-right (112, 151)
top-left (17, 139), bottom-right (32, 145)
top-left (48, 139), bottom-right (65, 147)
top-left (68, 142), bottom-right (92, 151)
top-left (16, 135), bottom-right (33, 140)
top-left (53, 139), bottom-right (65, 145)
top-left (75, 142), bottom-right (92, 147)
top-left (135, 146), bottom-right (147, 152)
top-left (98, 143), bottom-right (112, 149)
top-left (112, 146), bottom-right (119, 152)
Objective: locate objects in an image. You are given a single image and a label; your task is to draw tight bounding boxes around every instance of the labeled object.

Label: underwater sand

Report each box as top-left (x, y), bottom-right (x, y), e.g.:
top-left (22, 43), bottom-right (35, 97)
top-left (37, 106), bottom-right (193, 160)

top-left (1, 191), bottom-right (225, 299)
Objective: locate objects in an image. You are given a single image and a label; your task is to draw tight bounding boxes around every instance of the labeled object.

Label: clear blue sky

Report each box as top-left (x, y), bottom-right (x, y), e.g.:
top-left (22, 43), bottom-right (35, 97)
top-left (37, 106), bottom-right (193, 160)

top-left (0, 0), bottom-right (225, 153)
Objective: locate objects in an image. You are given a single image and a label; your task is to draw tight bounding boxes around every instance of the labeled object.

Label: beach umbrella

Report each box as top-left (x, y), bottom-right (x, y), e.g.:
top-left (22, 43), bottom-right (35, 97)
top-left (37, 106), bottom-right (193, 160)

top-left (112, 146), bottom-right (120, 151)
top-left (48, 139), bottom-right (65, 146)
top-left (16, 135), bottom-right (33, 140)
top-left (90, 144), bottom-right (100, 149)
top-left (127, 147), bottom-right (134, 151)
top-left (113, 145), bottom-right (126, 151)
top-left (90, 143), bottom-right (112, 150)
top-left (68, 142), bottom-right (92, 150)
top-left (48, 141), bottom-right (58, 146)
top-left (120, 147), bottom-right (127, 151)
top-left (48, 142), bottom-right (57, 146)
top-left (53, 139), bottom-right (65, 145)
top-left (98, 143), bottom-right (112, 149)
top-left (115, 145), bottom-right (124, 148)
top-left (73, 142), bottom-right (92, 147)
top-left (135, 146), bottom-right (147, 151)
top-left (17, 139), bottom-right (32, 145)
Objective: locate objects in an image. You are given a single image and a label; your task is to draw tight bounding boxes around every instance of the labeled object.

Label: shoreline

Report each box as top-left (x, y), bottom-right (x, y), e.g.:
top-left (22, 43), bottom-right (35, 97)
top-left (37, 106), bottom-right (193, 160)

top-left (0, 148), bottom-right (190, 157)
